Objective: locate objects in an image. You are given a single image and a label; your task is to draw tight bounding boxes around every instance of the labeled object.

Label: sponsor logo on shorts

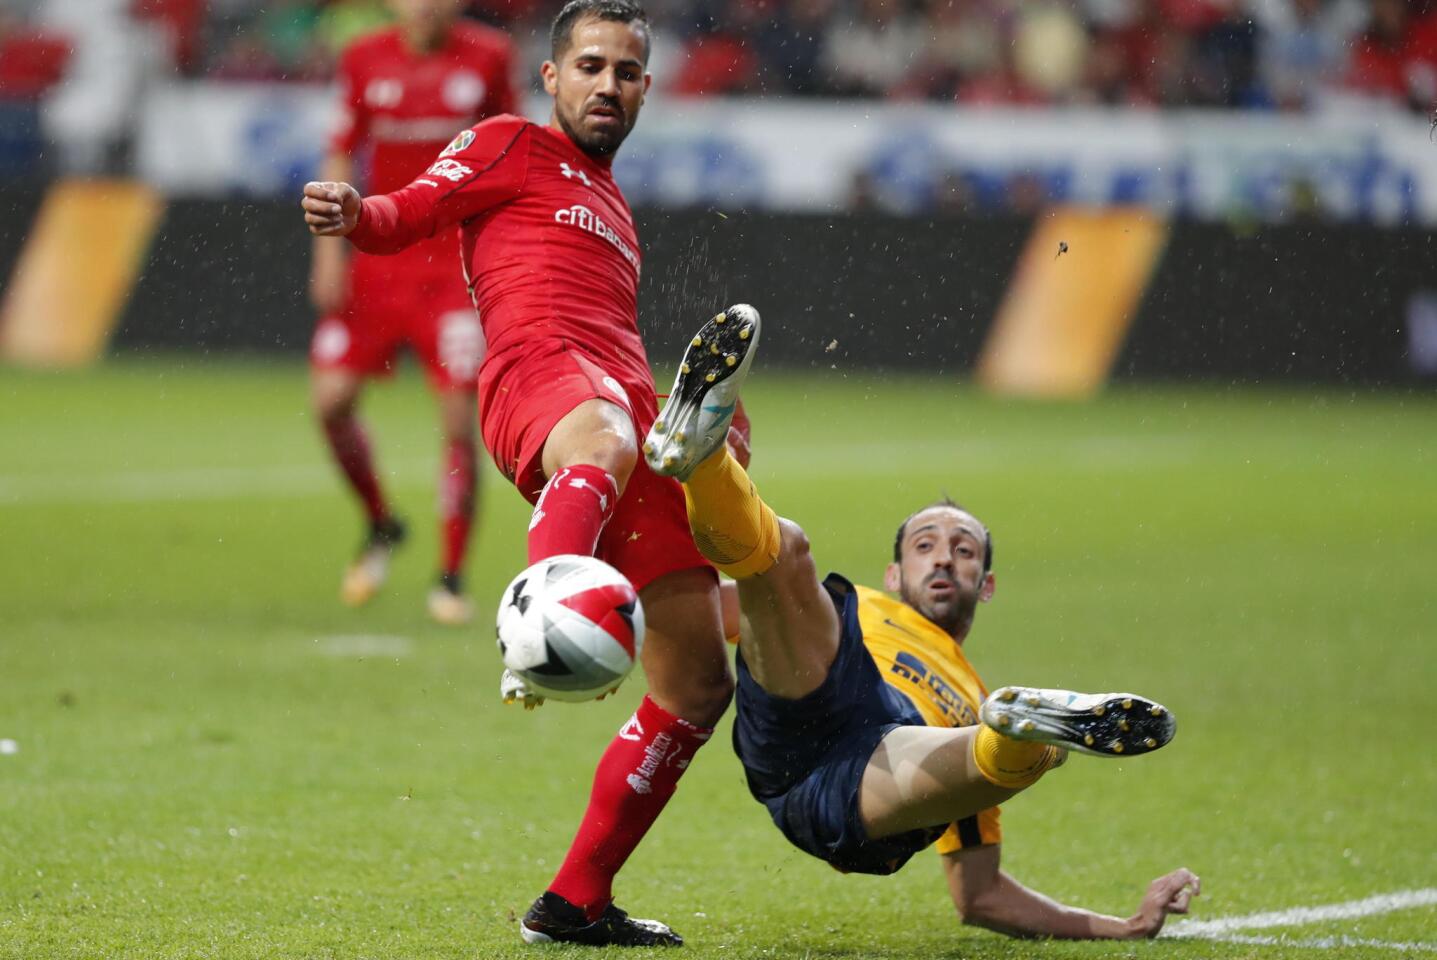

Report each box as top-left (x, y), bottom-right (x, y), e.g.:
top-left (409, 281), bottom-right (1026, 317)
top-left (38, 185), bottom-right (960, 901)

top-left (438, 128), bottom-right (476, 158)
top-left (601, 375), bottom-right (631, 411)
top-left (311, 319), bottom-right (350, 364)
top-left (438, 310), bottom-right (484, 382)
top-left (553, 205), bottom-right (639, 271)
top-left (425, 158), bottom-right (473, 183)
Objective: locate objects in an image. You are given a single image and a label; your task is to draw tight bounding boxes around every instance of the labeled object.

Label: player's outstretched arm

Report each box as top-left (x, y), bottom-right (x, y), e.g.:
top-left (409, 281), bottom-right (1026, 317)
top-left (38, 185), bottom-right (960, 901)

top-left (942, 846), bottom-right (1199, 940)
top-left (302, 181), bottom-right (362, 237)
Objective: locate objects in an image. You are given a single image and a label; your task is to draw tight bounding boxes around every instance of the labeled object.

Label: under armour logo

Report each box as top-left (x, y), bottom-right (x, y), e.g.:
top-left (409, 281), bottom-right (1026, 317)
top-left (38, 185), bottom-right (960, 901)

top-left (560, 162), bottom-right (590, 187)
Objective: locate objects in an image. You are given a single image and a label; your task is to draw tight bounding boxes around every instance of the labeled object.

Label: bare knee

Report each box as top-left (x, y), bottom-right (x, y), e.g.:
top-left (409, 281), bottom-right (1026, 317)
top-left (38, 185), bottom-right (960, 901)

top-left (542, 399), bottom-right (638, 491)
top-left (662, 665), bottom-right (734, 727)
top-left (312, 370), bottom-right (361, 426)
top-left (774, 518), bottom-right (819, 582)
top-left (437, 389), bottom-right (477, 444)
top-left (639, 567), bottom-right (734, 726)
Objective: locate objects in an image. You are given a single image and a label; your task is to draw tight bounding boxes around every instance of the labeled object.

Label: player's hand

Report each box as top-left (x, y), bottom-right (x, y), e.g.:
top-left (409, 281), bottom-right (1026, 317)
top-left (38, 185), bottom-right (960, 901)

top-left (500, 668), bottom-right (545, 710)
top-left (1126, 867), bottom-right (1200, 938)
top-left (302, 181), bottom-right (362, 237)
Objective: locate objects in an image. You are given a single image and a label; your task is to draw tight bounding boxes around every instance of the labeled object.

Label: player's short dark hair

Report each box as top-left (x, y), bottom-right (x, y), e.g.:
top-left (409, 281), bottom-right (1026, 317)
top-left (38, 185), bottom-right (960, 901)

top-left (893, 497), bottom-right (994, 573)
top-left (550, 0), bottom-right (652, 64)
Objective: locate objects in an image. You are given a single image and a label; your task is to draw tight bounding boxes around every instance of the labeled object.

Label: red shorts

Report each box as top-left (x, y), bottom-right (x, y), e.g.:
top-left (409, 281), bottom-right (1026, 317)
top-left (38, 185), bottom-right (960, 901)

top-left (310, 243), bottom-right (483, 390)
top-left (478, 337), bottom-right (712, 592)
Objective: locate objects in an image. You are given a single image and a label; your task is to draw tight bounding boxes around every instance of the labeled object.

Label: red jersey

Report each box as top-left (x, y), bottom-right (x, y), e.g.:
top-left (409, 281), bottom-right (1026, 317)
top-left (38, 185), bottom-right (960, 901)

top-left (331, 22), bottom-right (516, 195)
top-left (347, 115), bottom-right (649, 388)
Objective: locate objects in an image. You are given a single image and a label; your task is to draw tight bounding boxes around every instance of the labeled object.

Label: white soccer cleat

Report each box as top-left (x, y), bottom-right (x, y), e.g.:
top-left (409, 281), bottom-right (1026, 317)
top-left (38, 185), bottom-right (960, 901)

top-left (644, 304), bottom-right (760, 481)
top-left (500, 668), bottom-right (546, 709)
top-left (339, 517), bottom-right (406, 607)
top-left (981, 686), bottom-right (1177, 758)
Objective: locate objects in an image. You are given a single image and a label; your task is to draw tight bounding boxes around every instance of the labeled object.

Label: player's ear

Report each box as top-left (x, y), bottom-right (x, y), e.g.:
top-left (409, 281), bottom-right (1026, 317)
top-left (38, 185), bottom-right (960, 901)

top-left (978, 572), bottom-right (995, 603)
top-left (883, 562), bottom-right (901, 593)
top-left (643, 72), bottom-right (652, 96)
top-left (541, 60), bottom-right (559, 95)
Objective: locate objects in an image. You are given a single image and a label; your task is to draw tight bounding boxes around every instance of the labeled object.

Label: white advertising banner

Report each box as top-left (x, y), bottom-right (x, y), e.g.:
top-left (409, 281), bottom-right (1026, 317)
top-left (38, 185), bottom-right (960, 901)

top-left (136, 83), bottom-right (1437, 225)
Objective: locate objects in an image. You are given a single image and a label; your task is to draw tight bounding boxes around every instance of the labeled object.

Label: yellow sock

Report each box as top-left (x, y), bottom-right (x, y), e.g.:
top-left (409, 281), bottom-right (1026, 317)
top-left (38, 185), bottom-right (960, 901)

top-left (682, 447), bottom-right (780, 580)
top-left (972, 727), bottom-right (1061, 788)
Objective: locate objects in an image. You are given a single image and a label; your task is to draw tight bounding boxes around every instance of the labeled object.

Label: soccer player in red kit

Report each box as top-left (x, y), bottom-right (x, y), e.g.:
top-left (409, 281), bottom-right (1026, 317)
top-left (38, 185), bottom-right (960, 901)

top-left (309, 0), bottom-right (514, 625)
top-left (302, 0), bottom-right (737, 946)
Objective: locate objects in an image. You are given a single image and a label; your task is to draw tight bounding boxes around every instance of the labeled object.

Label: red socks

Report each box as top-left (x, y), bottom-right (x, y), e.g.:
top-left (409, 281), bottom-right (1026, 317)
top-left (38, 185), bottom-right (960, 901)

top-left (322, 415), bottom-right (388, 524)
top-left (439, 437), bottom-right (477, 577)
top-left (548, 695), bottom-right (713, 918)
top-left (533, 464), bottom-right (679, 918)
top-left (527, 465), bottom-right (619, 564)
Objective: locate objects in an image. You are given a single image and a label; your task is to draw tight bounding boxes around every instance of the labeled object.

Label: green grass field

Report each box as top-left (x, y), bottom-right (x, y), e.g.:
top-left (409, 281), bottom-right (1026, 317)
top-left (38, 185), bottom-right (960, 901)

top-left (2, 358), bottom-right (1434, 959)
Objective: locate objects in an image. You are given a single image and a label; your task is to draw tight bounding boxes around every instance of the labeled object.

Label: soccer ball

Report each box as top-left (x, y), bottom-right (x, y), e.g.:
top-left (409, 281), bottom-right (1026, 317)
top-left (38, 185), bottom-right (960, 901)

top-left (495, 555), bottom-right (645, 702)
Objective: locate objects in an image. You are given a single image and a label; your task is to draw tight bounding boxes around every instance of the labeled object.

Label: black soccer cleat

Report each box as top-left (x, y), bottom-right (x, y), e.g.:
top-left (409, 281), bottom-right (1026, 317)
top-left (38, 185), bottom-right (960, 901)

top-left (519, 891), bottom-right (683, 947)
top-left (980, 687), bottom-right (1177, 758)
top-left (645, 304), bottom-right (760, 481)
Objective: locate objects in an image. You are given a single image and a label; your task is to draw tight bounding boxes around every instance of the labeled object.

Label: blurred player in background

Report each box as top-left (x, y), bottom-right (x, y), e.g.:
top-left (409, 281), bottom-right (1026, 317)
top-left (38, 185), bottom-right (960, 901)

top-left (309, 0), bottom-right (515, 625)
top-left (303, 1), bottom-right (740, 945)
top-left (647, 315), bottom-right (1200, 940)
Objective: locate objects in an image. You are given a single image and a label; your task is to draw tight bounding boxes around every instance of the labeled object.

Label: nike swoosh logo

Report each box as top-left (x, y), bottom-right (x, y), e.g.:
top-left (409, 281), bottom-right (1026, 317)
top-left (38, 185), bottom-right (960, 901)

top-left (702, 400), bottom-right (736, 418)
top-left (884, 617), bottom-right (927, 641)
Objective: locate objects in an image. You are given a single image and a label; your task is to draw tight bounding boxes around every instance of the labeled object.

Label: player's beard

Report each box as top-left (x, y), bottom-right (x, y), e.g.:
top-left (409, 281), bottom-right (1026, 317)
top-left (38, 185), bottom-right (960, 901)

top-left (556, 93), bottom-right (634, 157)
top-left (900, 571), bottom-right (978, 638)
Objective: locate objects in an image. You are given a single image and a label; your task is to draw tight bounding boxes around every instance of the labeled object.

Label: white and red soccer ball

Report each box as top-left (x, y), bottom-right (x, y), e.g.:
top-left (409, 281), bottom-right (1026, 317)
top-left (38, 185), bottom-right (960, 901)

top-left (496, 555), bottom-right (644, 702)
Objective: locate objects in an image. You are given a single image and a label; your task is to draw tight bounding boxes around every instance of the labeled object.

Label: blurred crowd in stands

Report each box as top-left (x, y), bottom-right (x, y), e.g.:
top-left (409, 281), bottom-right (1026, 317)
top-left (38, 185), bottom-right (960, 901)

top-left (4, 0), bottom-right (1437, 112)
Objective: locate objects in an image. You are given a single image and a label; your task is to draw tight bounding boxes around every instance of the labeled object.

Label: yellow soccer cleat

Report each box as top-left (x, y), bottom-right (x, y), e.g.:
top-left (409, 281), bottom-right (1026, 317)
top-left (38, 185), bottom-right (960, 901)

top-left (426, 575), bottom-right (474, 626)
top-left (340, 516), bottom-right (406, 606)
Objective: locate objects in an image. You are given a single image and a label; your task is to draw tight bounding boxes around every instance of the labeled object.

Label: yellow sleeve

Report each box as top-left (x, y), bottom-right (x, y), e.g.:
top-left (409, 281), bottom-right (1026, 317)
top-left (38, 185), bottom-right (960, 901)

top-left (933, 805), bottom-right (1002, 855)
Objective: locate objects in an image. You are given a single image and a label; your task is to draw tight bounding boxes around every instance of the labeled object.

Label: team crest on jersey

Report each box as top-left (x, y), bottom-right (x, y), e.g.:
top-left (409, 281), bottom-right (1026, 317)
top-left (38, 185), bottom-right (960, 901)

top-left (439, 129), bottom-right (476, 158)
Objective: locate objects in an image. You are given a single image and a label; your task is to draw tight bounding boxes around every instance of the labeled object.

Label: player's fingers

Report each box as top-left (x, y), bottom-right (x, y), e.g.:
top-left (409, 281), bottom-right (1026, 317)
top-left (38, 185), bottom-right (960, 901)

top-left (1167, 867), bottom-right (1197, 890)
top-left (1170, 888), bottom-right (1193, 913)
top-left (301, 198), bottom-right (343, 218)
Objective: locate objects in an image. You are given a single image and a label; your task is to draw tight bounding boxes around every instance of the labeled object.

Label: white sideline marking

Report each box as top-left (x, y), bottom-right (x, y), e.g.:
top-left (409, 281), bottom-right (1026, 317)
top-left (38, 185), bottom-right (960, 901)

top-left (0, 739), bottom-right (18, 756)
top-left (0, 463), bottom-right (433, 506)
top-left (0, 435), bottom-right (1195, 506)
top-left (1203, 934), bottom-right (1437, 953)
top-left (1168, 888), bottom-right (1437, 937)
top-left (315, 635), bottom-right (414, 658)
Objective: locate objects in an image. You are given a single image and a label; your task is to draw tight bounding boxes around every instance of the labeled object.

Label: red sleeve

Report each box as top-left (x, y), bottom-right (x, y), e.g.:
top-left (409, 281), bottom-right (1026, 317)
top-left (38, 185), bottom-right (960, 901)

top-left (730, 398), bottom-right (751, 445)
top-left (329, 45), bottom-right (368, 156)
top-left (348, 117), bottom-right (530, 254)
